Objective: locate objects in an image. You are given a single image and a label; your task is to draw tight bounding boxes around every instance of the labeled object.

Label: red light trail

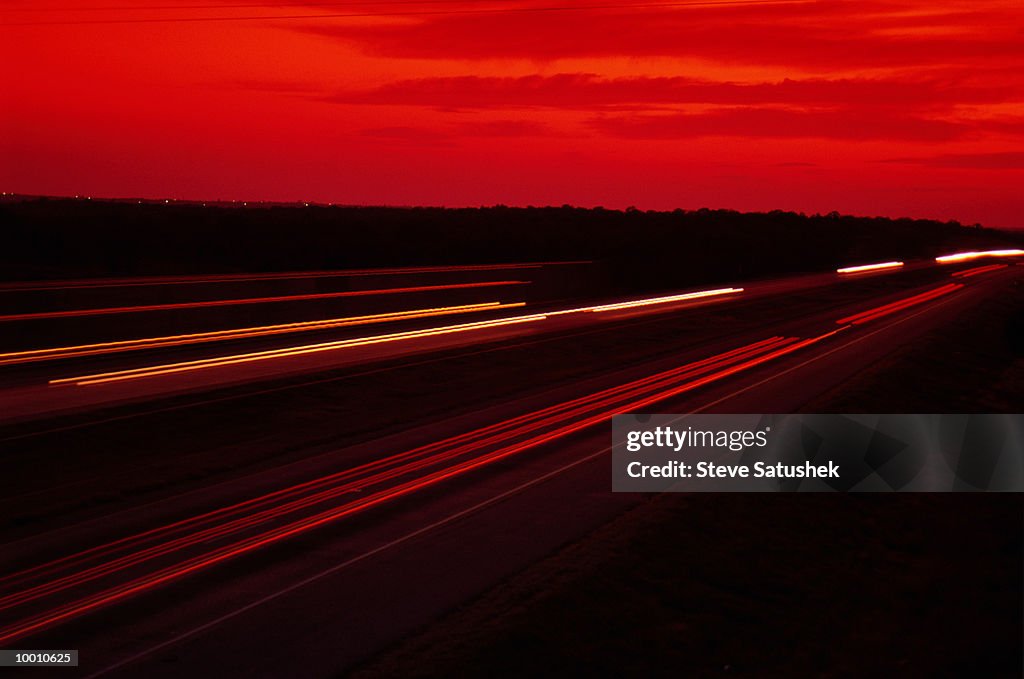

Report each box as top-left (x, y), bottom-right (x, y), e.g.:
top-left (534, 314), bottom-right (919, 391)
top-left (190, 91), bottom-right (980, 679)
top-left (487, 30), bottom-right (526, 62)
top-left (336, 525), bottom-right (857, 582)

top-left (951, 263), bottom-right (1009, 278)
top-left (0, 272), bottom-right (981, 643)
top-left (835, 284), bottom-right (962, 325)
top-left (0, 281), bottom-right (528, 322)
top-left (0, 328), bottom-right (838, 644)
top-left (0, 263), bottom-right (584, 292)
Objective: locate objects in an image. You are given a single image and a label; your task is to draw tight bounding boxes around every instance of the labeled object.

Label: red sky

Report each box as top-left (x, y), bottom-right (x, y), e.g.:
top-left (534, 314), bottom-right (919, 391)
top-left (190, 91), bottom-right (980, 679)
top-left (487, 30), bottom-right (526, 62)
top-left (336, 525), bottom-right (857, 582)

top-left (2, 0), bottom-right (1022, 226)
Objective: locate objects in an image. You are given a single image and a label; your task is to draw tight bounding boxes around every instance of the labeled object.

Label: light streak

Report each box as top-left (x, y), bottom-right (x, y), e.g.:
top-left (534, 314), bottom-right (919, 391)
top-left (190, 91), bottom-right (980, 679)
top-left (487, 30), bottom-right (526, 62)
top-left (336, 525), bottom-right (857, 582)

top-left (0, 328), bottom-right (838, 643)
top-left (836, 284), bottom-right (962, 325)
top-left (935, 249), bottom-right (1024, 264)
top-left (50, 286), bottom-right (747, 385)
top-left (51, 314), bottom-right (549, 385)
top-left (836, 261), bottom-right (904, 274)
top-left (0, 263), bottom-right (588, 292)
top-left (951, 263), bottom-right (1008, 278)
top-left (581, 287), bottom-right (743, 312)
top-left (0, 281), bottom-right (527, 322)
top-left (0, 302), bottom-right (520, 366)
top-left (1, 337), bottom-right (790, 610)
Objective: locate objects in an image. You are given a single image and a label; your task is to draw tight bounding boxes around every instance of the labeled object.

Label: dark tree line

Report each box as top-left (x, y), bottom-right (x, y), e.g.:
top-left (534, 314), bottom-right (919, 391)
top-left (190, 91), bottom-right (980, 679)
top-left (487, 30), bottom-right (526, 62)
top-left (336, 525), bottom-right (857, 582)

top-left (1, 199), bottom-right (1017, 293)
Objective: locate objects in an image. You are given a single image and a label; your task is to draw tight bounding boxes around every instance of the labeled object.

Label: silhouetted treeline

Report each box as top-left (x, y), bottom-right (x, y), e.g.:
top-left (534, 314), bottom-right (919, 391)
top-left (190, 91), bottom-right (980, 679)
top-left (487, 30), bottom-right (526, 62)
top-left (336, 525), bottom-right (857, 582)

top-left (1, 199), bottom-right (1018, 293)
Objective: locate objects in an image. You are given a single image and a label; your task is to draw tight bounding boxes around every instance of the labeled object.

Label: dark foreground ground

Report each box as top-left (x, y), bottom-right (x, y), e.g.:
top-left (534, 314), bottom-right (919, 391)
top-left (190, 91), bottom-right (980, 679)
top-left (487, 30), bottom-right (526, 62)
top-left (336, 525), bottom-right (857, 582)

top-left (2, 200), bottom-right (1021, 677)
top-left (352, 494), bottom-right (1022, 679)
top-left (804, 272), bottom-right (1024, 412)
top-left (351, 277), bottom-right (1024, 678)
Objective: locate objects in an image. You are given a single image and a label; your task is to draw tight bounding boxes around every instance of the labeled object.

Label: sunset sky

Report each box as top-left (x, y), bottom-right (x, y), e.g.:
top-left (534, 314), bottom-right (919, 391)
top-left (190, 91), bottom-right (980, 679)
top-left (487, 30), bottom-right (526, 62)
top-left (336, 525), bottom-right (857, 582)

top-left (2, 0), bottom-right (1022, 226)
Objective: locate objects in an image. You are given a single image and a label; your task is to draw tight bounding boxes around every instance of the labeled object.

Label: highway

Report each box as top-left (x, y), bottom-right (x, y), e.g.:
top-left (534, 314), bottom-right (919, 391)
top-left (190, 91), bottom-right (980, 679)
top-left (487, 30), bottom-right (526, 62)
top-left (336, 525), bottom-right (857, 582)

top-left (0, 253), bottom-right (1020, 677)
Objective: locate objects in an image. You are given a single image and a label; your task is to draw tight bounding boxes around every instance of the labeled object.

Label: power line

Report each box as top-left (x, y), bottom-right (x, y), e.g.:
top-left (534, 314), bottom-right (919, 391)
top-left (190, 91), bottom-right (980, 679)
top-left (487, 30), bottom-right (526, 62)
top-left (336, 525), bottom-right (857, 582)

top-left (2, 0), bottom-right (815, 26)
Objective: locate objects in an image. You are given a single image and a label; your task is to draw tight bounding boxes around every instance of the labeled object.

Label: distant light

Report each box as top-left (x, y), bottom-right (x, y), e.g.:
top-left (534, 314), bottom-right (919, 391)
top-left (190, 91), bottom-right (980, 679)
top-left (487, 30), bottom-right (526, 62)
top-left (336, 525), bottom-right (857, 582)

top-left (164, 199), bottom-right (169, 204)
top-left (836, 261), bottom-right (904, 274)
top-left (936, 249), bottom-right (1024, 263)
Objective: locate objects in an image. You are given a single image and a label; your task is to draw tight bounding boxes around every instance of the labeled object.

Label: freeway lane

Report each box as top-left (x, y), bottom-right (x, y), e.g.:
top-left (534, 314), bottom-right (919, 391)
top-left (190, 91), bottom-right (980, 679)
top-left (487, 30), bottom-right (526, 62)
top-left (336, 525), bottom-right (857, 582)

top-left (0, 262), bottom-right (1000, 536)
top-left (0, 265), bottom-right (1018, 677)
top-left (0, 258), bottom-right (972, 425)
top-left (0, 264), bottom-right (1016, 537)
top-left (0, 264), bottom-right (569, 293)
top-left (2, 335), bottom-right (813, 643)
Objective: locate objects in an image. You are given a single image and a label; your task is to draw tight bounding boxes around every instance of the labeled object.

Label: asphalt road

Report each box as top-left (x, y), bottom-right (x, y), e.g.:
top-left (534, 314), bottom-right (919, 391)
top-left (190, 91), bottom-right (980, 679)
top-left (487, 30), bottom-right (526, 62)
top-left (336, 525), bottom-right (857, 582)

top-left (0, 259), bottom-right (1019, 678)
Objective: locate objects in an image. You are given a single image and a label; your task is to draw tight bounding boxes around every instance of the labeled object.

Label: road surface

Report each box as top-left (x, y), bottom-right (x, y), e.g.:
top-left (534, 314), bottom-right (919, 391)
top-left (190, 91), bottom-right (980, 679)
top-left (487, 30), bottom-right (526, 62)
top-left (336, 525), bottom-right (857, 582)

top-left (0, 257), bottom-right (1019, 677)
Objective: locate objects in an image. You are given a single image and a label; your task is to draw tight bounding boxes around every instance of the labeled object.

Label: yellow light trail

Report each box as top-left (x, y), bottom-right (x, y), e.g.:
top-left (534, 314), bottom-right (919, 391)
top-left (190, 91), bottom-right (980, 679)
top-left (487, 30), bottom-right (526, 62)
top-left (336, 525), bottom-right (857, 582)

top-left (836, 261), bottom-right (904, 274)
top-left (935, 249), bottom-right (1024, 264)
top-left (0, 302), bottom-right (519, 366)
top-left (50, 286), bottom-right (745, 386)
top-left (540, 287), bottom-right (743, 317)
top-left (582, 287), bottom-right (743, 313)
top-left (52, 314), bottom-right (549, 386)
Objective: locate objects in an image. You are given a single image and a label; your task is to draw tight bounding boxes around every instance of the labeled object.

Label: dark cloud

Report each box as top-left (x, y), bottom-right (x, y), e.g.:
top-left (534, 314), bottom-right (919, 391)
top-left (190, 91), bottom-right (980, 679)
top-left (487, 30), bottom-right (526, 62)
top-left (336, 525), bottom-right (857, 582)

top-left (299, 1), bottom-right (1024, 69)
top-left (882, 151), bottom-right (1024, 169)
top-left (589, 108), bottom-right (969, 141)
top-left (326, 74), bottom-right (1011, 110)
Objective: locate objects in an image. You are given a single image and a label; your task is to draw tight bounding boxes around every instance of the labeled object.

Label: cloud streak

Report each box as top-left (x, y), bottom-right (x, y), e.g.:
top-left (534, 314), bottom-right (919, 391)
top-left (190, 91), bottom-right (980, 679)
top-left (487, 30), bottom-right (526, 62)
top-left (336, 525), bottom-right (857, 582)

top-left (327, 73), bottom-right (1013, 110)
top-left (5, 0), bottom-right (1024, 225)
top-left (303, 1), bottom-right (1024, 69)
